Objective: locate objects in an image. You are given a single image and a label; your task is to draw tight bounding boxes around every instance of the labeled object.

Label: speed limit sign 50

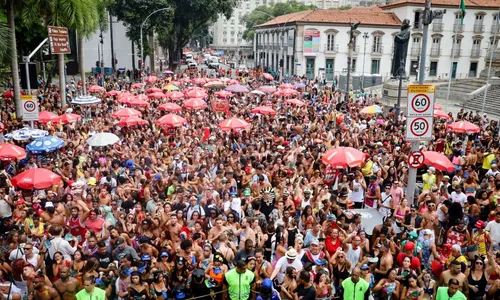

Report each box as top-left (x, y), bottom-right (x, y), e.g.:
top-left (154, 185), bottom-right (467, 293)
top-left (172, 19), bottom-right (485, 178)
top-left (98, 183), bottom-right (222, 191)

top-left (407, 117), bottom-right (432, 140)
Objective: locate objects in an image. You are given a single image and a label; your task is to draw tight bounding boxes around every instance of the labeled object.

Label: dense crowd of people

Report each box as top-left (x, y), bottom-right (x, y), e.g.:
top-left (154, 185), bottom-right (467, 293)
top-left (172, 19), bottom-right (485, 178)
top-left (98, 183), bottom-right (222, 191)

top-left (0, 61), bottom-right (500, 300)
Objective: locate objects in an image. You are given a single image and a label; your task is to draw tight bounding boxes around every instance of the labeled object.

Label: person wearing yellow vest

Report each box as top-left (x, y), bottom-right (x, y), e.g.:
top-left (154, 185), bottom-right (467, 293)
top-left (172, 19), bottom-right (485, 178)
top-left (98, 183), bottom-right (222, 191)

top-left (341, 267), bottom-right (369, 300)
top-left (223, 260), bottom-right (255, 300)
top-left (76, 276), bottom-right (107, 300)
top-left (422, 167), bottom-right (436, 191)
top-left (435, 278), bottom-right (466, 300)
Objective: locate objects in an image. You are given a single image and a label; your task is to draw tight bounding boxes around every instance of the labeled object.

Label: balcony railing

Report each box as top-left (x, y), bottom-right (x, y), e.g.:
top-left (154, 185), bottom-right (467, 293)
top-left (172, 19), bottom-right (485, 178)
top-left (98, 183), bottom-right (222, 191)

top-left (473, 24), bottom-right (485, 33)
top-left (430, 48), bottom-right (441, 56)
top-left (324, 44), bottom-right (339, 53)
top-left (471, 48), bottom-right (481, 58)
top-left (410, 47), bottom-right (421, 56)
top-left (453, 24), bottom-right (464, 33)
top-left (451, 48), bottom-right (461, 57)
top-left (433, 22), bottom-right (444, 32)
top-left (492, 24), bottom-right (500, 33)
top-left (372, 44), bottom-right (383, 54)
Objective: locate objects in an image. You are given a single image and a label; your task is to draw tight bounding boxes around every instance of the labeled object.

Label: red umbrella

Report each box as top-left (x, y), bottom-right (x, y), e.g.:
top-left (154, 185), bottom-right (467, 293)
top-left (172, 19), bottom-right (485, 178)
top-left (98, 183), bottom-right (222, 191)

top-left (166, 91), bottom-right (184, 101)
top-left (423, 151), bottom-right (454, 172)
top-left (186, 89), bottom-right (207, 99)
top-left (125, 98), bottom-right (149, 107)
top-left (228, 79), bottom-right (239, 85)
top-left (112, 108), bottom-right (142, 118)
top-left (59, 113), bottom-right (81, 124)
top-left (38, 111), bottom-right (60, 124)
top-left (148, 92), bottom-right (166, 99)
top-left (158, 103), bottom-right (182, 112)
top-left (105, 90), bottom-right (121, 97)
top-left (284, 99), bottom-right (305, 107)
top-left (215, 90), bottom-right (234, 98)
top-left (11, 168), bottom-right (61, 190)
top-left (193, 78), bottom-right (207, 85)
top-left (251, 106), bottom-right (276, 115)
top-left (262, 73), bottom-right (273, 81)
top-left (279, 83), bottom-right (294, 89)
top-left (145, 76), bottom-right (158, 83)
top-left (135, 94), bottom-right (149, 102)
top-left (2, 90), bottom-right (13, 98)
top-left (131, 83), bottom-right (143, 89)
top-left (117, 116), bottom-right (147, 127)
top-left (170, 81), bottom-right (181, 87)
top-left (218, 118), bottom-right (251, 131)
top-left (433, 110), bottom-right (451, 120)
top-left (156, 114), bottom-right (187, 127)
top-left (447, 121), bottom-right (480, 133)
top-left (322, 147), bottom-right (366, 168)
top-left (258, 86), bottom-right (277, 94)
top-left (146, 87), bottom-right (162, 94)
top-left (88, 85), bottom-right (104, 93)
top-left (0, 143), bottom-right (27, 160)
top-left (180, 78), bottom-right (192, 84)
top-left (279, 88), bottom-right (299, 97)
top-left (184, 98), bottom-right (207, 110)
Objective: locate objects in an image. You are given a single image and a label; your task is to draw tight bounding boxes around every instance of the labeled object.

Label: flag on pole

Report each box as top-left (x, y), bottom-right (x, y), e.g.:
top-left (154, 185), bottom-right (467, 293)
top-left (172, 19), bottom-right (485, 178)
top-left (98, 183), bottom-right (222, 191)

top-left (460, 0), bottom-right (466, 24)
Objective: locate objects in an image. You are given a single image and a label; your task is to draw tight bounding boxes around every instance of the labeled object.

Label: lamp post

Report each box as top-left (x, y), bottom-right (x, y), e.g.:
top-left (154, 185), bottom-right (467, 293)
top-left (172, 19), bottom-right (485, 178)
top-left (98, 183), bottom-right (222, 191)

top-left (361, 32), bottom-right (369, 90)
top-left (140, 8), bottom-right (172, 81)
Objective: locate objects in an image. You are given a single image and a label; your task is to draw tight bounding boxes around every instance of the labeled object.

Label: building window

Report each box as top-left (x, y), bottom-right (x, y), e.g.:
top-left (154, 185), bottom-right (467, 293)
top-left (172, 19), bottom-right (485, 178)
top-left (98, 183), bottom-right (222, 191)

top-left (231, 31), bottom-right (235, 36)
top-left (326, 34), bottom-right (335, 51)
top-left (230, 38), bottom-right (235, 43)
top-left (372, 36), bottom-right (382, 53)
top-left (352, 58), bottom-right (357, 71)
top-left (223, 38), bottom-right (227, 43)
top-left (223, 31), bottom-right (227, 35)
top-left (371, 59), bottom-right (380, 74)
top-left (414, 11), bottom-right (421, 29)
top-left (430, 61), bottom-right (438, 76)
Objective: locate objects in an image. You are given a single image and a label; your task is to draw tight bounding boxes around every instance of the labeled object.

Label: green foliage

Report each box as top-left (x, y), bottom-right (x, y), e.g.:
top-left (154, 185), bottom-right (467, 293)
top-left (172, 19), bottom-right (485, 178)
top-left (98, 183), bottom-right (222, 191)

top-left (337, 5), bottom-right (352, 10)
top-left (0, 9), bottom-right (11, 62)
top-left (241, 0), bottom-right (317, 41)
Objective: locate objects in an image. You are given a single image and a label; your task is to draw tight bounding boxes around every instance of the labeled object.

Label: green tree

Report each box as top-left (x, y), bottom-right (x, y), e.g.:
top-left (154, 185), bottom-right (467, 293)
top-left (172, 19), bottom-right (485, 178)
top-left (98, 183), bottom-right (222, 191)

top-left (241, 0), bottom-right (317, 41)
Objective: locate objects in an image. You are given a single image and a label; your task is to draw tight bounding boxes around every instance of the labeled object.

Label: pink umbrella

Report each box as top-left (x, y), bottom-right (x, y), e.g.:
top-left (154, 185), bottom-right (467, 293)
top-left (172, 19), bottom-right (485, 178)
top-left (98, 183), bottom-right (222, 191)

top-left (180, 78), bottom-right (192, 84)
top-left (0, 143), bottom-right (27, 160)
top-left (2, 90), bottom-right (13, 98)
top-left (433, 110), bottom-right (451, 120)
top-left (170, 81), bottom-right (181, 87)
top-left (38, 111), bottom-right (60, 124)
top-left (135, 94), bottom-right (149, 102)
top-left (279, 83), bottom-right (294, 89)
top-left (88, 85), bottom-right (104, 93)
top-left (322, 147), bottom-right (366, 168)
top-left (106, 90), bottom-right (121, 97)
top-left (145, 76), bottom-right (158, 83)
top-left (225, 84), bottom-right (250, 93)
top-left (186, 89), bottom-right (207, 99)
top-left (125, 98), bottom-right (149, 107)
top-left (112, 108), bottom-right (142, 118)
top-left (184, 98), bottom-right (207, 110)
top-left (434, 103), bottom-right (442, 110)
top-left (59, 113), bottom-right (81, 124)
top-left (156, 114), bottom-right (187, 127)
top-left (279, 88), bottom-right (299, 97)
top-left (148, 92), bottom-right (167, 99)
top-left (166, 91), bottom-right (185, 101)
top-left (423, 151), bottom-right (454, 172)
top-left (447, 121), bottom-right (480, 133)
top-left (117, 116), bottom-right (147, 127)
top-left (215, 90), bottom-right (234, 98)
top-left (131, 83), bottom-right (143, 89)
top-left (146, 87), bottom-right (162, 94)
top-left (193, 78), bottom-right (207, 85)
top-left (262, 73), bottom-right (273, 81)
top-left (158, 103), bottom-right (182, 112)
top-left (284, 99), bottom-right (305, 107)
top-left (251, 106), bottom-right (276, 115)
top-left (258, 86), bottom-right (277, 94)
top-left (218, 118), bottom-right (251, 132)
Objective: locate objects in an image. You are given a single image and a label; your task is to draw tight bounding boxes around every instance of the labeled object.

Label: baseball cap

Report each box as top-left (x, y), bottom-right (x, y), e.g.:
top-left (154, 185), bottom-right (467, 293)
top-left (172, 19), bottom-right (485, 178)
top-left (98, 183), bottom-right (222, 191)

top-left (360, 264), bottom-right (370, 270)
top-left (262, 278), bottom-right (273, 290)
top-left (407, 231), bottom-right (418, 240)
top-left (310, 238), bottom-right (320, 246)
top-left (160, 252), bottom-right (169, 258)
top-left (475, 220), bottom-right (486, 229)
top-left (45, 202), bottom-right (54, 208)
top-left (141, 254), bottom-right (151, 261)
top-left (404, 241), bottom-right (415, 251)
top-left (423, 229), bottom-right (433, 236)
top-left (115, 237), bottom-right (125, 246)
top-left (243, 188), bottom-right (251, 196)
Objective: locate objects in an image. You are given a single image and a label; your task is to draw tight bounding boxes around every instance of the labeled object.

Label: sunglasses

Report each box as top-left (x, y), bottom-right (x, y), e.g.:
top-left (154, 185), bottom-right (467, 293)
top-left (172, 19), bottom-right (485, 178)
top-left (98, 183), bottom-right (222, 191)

top-left (476, 261), bottom-right (484, 265)
top-left (23, 248), bottom-right (32, 250)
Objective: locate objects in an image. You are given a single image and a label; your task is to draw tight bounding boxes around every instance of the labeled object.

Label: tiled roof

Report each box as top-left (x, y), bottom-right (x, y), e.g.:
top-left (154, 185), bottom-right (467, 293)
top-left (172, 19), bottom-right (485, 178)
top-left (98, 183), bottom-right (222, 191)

top-left (382, 0), bottom-right (500, 9)
top-left (255, 7), bottom-right (402, 28)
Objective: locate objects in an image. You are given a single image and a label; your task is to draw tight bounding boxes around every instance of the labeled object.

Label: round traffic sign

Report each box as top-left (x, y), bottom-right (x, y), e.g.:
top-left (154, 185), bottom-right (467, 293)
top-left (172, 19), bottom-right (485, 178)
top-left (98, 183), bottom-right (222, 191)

top-left (0, 121), bottom-right (5, 133)
top-left (23, 100), bottom-right (36, 112)
top-left (411, 94), bottom-right (431, 114)
top-left (408, 151), bottom-right (424, 168)
top-left (410, 117), bottom-right (429, 137)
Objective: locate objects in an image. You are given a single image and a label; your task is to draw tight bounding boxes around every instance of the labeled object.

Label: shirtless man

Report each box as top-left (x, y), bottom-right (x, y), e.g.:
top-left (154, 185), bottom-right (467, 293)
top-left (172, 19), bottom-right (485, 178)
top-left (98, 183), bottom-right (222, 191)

top-left (438, 260), bottom-right (469, 296)
top-left (40, 201), bottom-right (65, 226)
top-left (420, 200), bottom-right (439, 243)
top-left (54, 267), bottom-right (81, 300)
top-left (374, 241), bottom-right (394, 282)
top-left (208, 217), bottom-right (230, 245)
top-left (167, 213), bottom-right (181, 248)
top-left (32, 275), bottom-right (61, 300)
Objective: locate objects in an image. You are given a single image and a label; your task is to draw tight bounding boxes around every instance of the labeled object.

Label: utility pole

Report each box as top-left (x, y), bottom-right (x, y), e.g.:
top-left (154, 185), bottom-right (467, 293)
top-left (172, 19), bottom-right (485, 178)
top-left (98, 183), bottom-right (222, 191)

top-left (362, 32), bottom-right (368, 90)
top-left (99, 29), bottom-right (104, 87)
top-left (109, 12), bottom-right (116, 71)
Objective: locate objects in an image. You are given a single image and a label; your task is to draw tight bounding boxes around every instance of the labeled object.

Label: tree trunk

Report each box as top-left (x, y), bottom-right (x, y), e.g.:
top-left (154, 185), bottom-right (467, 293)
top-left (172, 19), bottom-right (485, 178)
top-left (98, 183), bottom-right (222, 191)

top-left (7, 0), bottom-right (22, 117)
top-left (168, 43), bottom-right (181, 72)
top-left (78, 33), bottom-right (86, 95)
top-left (58, 54), bottom-right (66, 108)
top-left (149, 33), bottom-right (155, 74)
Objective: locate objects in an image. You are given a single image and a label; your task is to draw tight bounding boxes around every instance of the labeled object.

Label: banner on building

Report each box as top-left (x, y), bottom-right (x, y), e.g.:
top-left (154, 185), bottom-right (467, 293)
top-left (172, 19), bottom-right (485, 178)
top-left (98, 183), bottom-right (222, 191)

top-left (304, 29), bottom-right (320, 53)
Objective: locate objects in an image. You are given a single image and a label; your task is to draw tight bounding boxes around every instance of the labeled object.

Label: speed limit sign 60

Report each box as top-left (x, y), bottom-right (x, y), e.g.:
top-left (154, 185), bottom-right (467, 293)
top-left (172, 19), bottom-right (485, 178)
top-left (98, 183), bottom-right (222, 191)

top-left (407, 84), bottom-right (435, 117)
top-left (411, 94), bottom-right (430, 114)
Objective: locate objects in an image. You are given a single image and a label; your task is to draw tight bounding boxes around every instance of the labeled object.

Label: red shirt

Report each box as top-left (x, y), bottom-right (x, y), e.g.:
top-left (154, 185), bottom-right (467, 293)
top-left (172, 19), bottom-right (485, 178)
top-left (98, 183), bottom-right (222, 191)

top-left (325, 235), bottom-right (342, 256)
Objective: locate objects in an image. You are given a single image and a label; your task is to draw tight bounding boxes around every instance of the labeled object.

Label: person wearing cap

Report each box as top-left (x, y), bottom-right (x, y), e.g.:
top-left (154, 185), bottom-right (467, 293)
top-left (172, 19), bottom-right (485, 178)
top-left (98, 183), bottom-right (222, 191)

top-left (450, 184), bottom-right (467, 207)
top-left (113, 237), bottom-right (140, 262)
top-left (191, 268), bottom-right (212, 300)
top-left (300, 237), bottom-right (326, 266)
top-left (256, 278), bottom-right (280, 300)
top-left (422, 167), bottom-right (436, 191)
top-left (471, 220), bottom-right (492, 255)
top-left (396, 241), bottom-right (421, 272)
top-left (341, 267), bottom-right (369, 300)
top-left (270, 248), bottom-right (303, 284)
top-left (223, 260), bottom-right (255, 300)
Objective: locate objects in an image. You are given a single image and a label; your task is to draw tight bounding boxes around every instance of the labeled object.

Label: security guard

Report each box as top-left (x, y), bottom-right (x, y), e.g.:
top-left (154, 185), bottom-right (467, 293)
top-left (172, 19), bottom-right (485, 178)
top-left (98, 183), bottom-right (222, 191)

top-left (223, 260), bottom-right (255, 300)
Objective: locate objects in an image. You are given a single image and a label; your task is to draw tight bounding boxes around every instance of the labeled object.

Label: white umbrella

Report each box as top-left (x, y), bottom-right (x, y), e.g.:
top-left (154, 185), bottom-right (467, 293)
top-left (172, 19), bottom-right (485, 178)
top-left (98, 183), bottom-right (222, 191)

top-left (250, 90), bottom-right (265, 96)
top-left (4, 127), bottom-right (49, 141)
top-left (87, 132), bottom-right (120, 147)
top-left (72, 95), bottom-right (101, 105)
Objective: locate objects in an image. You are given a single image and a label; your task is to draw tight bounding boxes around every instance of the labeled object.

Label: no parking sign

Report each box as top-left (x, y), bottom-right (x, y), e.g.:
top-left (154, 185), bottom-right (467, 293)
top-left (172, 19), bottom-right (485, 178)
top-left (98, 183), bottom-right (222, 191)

top-left (21, 95), bottom-right (39, 121)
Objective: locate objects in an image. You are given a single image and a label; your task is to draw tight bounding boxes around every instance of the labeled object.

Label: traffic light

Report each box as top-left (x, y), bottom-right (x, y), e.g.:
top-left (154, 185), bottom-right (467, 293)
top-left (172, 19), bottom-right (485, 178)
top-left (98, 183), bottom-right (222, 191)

top-left (279, 59), bottom-right (284, 68)
top-left (96, 61), bottom-right (99, 68)
top-left (99, 33), bottom-right (103, 44)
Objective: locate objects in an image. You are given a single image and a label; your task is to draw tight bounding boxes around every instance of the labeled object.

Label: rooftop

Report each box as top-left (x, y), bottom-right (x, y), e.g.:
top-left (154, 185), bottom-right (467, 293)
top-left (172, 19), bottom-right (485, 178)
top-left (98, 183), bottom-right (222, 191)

top-left (255, 6), bottom-right (402, 28)
top-left (382, 0), bottom-right (500, 9)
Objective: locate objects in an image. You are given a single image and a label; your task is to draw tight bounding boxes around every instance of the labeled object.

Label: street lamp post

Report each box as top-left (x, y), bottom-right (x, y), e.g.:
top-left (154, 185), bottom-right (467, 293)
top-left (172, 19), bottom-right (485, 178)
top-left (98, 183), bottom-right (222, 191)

top-left (140, 8), bottom-right (172, 81)
top-left (361, 32), bottom-right (369, 90)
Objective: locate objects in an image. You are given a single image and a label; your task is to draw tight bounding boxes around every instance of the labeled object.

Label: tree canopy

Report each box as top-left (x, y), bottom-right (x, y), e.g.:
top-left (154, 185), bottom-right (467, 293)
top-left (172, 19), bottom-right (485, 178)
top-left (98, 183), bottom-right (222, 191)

top-left (241, 0), bottom-right (317, 41)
